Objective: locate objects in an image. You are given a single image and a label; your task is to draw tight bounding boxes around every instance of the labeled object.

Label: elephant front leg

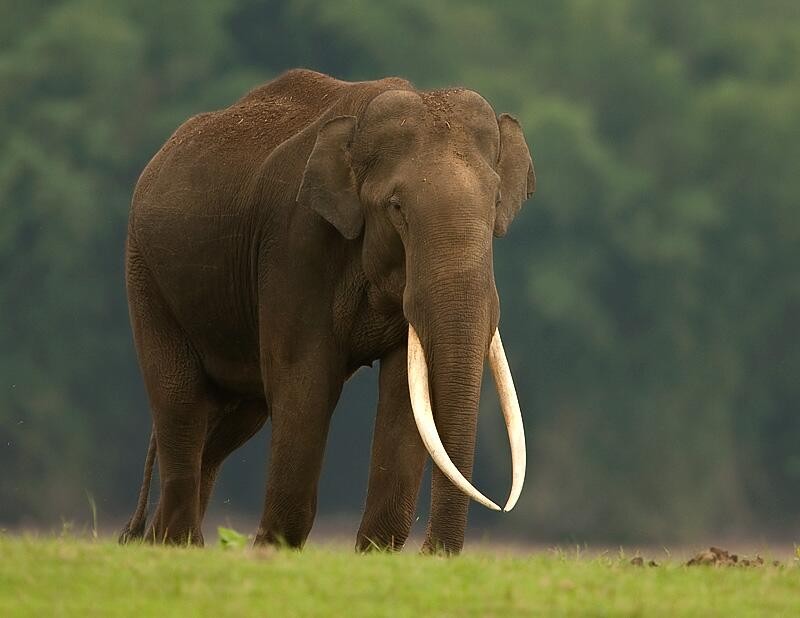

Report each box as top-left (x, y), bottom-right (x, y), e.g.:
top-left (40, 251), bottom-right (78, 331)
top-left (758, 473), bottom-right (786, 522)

top-left (356, 344), bottom-right (427, 552)
top-left (255, 355), bottom-right (344, 549)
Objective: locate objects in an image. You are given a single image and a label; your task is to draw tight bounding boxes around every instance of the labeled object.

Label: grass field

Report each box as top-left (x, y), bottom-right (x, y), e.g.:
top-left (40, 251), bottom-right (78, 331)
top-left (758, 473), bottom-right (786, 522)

top-left (1, 535), bottom-right (799, 617)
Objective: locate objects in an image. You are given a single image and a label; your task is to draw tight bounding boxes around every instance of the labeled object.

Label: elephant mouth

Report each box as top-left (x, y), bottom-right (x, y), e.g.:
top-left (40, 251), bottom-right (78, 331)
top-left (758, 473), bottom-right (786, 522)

top-left (407, 325), bottom-right (526, 512)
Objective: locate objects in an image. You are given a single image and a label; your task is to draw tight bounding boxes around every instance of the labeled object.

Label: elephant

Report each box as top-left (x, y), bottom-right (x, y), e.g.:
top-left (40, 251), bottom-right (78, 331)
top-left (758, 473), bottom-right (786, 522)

top-left (118, 69), bottom-right (534, 554)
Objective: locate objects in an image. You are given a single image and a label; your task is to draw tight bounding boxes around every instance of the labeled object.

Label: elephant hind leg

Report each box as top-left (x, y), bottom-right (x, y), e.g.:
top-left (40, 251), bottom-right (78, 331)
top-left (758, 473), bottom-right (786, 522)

top-left (127, 242), bottom-right (215, 546)
top-left (119, 428), bottom-right (157, 544)
top-left (197, 398), bottom-right (270, 520)
top-left (139, 347), bottom-right (217, 546)
top-left (142, 398), bottom-right (269, 542)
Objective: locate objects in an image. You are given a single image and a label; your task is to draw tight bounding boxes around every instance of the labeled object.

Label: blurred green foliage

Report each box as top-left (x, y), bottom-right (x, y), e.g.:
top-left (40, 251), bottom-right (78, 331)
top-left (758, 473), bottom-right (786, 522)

top-left (1, 0), bottom-right (799, 542)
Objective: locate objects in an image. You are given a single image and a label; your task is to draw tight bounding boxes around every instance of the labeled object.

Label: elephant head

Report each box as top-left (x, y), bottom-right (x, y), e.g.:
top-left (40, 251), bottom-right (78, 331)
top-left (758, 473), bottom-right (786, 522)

top-left (298, 88), bottom-right (534, 525)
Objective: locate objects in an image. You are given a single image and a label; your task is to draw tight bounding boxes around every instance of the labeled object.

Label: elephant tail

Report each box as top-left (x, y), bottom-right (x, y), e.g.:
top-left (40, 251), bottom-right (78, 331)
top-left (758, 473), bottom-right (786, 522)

top-left (118, 427), bottom-right (157, 544)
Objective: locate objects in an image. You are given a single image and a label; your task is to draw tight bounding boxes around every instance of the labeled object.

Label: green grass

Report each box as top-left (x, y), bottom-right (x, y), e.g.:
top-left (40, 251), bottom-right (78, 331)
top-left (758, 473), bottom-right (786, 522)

top-left (1, 535), bottom-right (799, 617)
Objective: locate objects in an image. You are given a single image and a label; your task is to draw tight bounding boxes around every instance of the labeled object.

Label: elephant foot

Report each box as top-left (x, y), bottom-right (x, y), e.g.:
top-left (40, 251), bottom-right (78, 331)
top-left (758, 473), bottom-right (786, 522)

top-left (355, 516), bottom-right (411, 552)
top-left (254, 507), bottom-right (315, 550)
top-left (118, 518), bottom-right (147, 545)
top-left (420, 536), bottom-right (462, 556)
top-left (355, 535), bottom-right (405, 553)
top-left (148, 475), bottom-right (205, 546)
top-left (253, 526), bottom-right (306, 550)
top-left (144, 522), bottom-right (204, 546)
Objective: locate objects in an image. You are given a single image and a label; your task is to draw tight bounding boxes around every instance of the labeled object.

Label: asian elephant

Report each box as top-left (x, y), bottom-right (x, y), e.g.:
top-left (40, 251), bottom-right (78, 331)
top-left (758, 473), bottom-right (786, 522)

top-left (119, 69), bottom-right (534, 554)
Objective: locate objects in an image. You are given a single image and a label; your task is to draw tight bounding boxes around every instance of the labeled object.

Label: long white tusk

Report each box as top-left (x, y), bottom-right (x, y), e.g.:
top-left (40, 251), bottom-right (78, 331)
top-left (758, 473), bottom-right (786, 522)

top-left (407, 325), bottom-right (501, 511)
top-left (488, 328), bottom-right (526, 512)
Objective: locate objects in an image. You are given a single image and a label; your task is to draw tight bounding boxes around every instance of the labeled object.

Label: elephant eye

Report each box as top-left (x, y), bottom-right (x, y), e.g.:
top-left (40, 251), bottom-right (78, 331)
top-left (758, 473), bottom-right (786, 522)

top-left (387, 195), bottom-right (402, 210)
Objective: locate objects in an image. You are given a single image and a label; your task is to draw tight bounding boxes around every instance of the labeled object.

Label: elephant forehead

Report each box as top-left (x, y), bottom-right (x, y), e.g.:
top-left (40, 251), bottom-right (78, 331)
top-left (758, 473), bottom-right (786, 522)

top-left (364, 89), bottom-right (426, 122)
top-left (356, 91), bottom-right (424, 157)
top-left (419, 88), bottom-right (497, 128)
top-left (363, 89), bottom-right (497, 133)
top-left (357, 89), bottom-right (499, 165)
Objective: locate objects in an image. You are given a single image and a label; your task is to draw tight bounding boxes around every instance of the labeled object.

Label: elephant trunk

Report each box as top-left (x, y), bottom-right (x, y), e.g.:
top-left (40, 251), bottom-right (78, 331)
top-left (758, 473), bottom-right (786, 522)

top-left (412, 317), bottom-right (489, 554)
top-left (403, 228), bottom-right (526, 552)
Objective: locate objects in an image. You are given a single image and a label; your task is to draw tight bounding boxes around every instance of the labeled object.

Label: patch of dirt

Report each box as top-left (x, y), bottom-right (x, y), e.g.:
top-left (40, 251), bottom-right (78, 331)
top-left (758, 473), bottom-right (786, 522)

top-left (685, 547), bottom-right (775, 567)
top-left (245, 546), bottom-right (275, 561)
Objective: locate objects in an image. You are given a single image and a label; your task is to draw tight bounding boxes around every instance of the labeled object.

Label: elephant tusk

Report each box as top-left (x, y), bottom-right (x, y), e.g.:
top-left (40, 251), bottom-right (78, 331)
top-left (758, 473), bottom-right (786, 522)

top-left (488, 328), bottom-right (526, 512)
top-left (407, 325), bottom-right (502, 511)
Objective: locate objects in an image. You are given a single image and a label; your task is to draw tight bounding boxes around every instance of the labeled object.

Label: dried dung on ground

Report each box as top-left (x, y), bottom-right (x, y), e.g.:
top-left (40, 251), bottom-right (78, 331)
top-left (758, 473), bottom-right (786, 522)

top-left (629, 556), bottom-right (660, 567)
top-left (685, 546), bottom-right (771, 567)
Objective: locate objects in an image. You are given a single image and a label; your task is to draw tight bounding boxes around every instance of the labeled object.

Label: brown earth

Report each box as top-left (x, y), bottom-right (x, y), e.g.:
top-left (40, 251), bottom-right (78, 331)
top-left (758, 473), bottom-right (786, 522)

top-left (685, 546), bottom-right (779, 567)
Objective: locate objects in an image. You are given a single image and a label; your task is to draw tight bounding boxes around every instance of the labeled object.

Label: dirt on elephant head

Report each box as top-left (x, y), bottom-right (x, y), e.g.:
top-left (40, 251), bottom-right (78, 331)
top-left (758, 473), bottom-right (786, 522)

top-left (419, 88), bottom-right (463, 127)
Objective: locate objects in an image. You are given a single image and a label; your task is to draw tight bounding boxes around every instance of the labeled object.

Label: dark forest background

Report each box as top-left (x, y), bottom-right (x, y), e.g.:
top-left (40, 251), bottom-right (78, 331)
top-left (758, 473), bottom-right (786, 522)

top-left (1, 0), bottom-right (799, 544)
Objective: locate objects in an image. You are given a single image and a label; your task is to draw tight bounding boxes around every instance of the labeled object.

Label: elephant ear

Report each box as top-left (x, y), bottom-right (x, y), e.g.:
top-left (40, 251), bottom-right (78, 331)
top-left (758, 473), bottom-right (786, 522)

top-left (297, 115), bottom-right (364, 240)
top-left (494, 113), bottom-right (536, 237)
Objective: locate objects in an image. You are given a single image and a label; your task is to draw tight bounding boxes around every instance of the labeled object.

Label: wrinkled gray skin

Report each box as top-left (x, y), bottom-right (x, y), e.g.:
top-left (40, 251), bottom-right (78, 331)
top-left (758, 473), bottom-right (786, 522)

top-left (120, 69), bottom-right (534, 554)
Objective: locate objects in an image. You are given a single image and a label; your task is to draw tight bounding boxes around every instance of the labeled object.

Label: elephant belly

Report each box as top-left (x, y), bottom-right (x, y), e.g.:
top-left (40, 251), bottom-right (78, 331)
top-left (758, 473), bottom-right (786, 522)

top-left (198, 351), bottom-right (264, 397)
